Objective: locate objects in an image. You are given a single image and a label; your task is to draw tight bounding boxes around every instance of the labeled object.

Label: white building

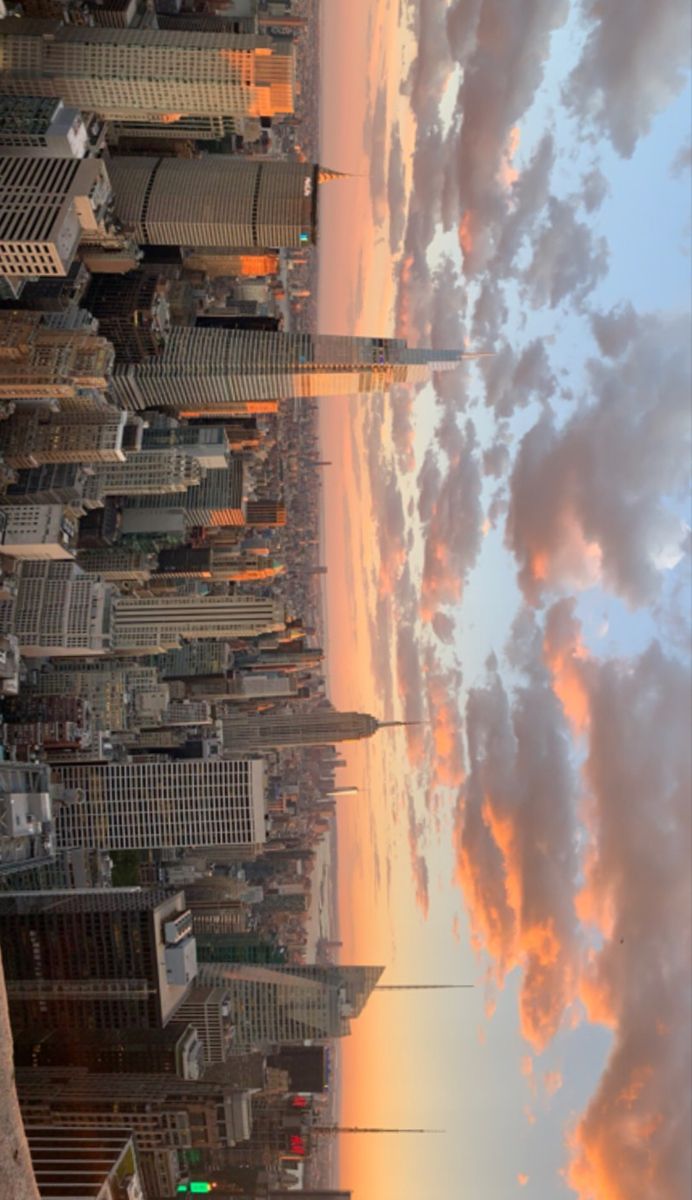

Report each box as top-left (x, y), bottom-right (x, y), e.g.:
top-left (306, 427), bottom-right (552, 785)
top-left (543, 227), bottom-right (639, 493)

top-left (0, 155), bottom-right (112, 279)
top-left (0, 504), bottom-right (76, 560)
top-left (53, 757), bottom-right (267, 852)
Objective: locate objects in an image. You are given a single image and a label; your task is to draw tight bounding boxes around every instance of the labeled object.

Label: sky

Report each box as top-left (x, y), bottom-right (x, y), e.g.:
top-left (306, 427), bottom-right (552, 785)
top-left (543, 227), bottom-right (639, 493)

top-left (317, 2), bottom-right (691, 1198)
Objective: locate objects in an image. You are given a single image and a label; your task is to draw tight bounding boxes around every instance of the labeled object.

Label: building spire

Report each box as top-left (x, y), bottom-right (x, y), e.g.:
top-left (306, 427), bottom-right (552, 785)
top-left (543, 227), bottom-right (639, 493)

top-left (317, 167), bottom-right (354, 184)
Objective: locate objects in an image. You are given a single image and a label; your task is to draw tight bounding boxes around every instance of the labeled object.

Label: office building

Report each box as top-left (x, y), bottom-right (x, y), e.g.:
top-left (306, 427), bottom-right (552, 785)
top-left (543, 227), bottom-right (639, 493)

top-left (222, 708), bottom-right (383, 751)
top-left (0, 559), bottom-right (113, 657)
top-left (0, 761), bottom-right (54, 879)
top-left (121, 456), bottom-right (243, 528)
top-left (110, 328), bottom-right (464, 413)
top-left (83, 271), bottom-right (170, 362)
top-left (0, 311), bottom-right (114, 401)
top-left (183, 249), bottom-right (280, 278)
top-left (109, 158), bottom-right (319, 249)
top-left (0, 504), bottom-right (76, 559)
top-left (0, 95), bottom-right (97, 159)
top-left (16, 1069), bottom-right (252, 1153)
top-left (3, 463), bottom-right (98, 512)
top-left (53, 757), bottom-right (267, 852)
top-left (175, 985), bottom-right (234, 1066)
top-left (112, 593), bottom-right (285, 653)
top-left (0, 23), bottom-right (295, 120)
top-left (15, 1022), bottom-right (203, 1079)
top-left (141, 418), bottom-right (230, 468)
top-left (0, 887), bottom-right (196, 1032)
top-left (24, 1126), bottom-right (147, 1200)
top-left (245, 499), bottom-right (287, 527)
top-left (75, 547), bottom-right (153, 582)
top-left (156, 640), bottom-right (232, 679)
top-left (196, 963), bottom-right (383, 1049)
top-left (33, 661), bottom-right (163, 730)
top-left (0, 410), bottom-right (127, 468)
top-left (0, 155), bottom-right (111, 278)
top-left (84, 450), bottom-right (203, 497)
top-left (266, 1046), bottom-right (327, 1094)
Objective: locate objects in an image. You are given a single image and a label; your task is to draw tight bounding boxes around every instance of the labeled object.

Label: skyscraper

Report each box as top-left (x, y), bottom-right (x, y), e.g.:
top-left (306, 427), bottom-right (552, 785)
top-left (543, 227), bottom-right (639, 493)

top-left (53, 757), bottom-right (267, 852)
top-left (108, 158), bottom-right (320, 249)
top-left (222, 708), bottom-right (385, 751)
top-left (196, 963), bottom-right (384, 1049)
top-left (112, 593), bottom-right (285, 652)
top-left (0, 155), bottom-right (112, 280)
top-left (110, 328), bottom-right (466, 413)
top-left (0, 559), bottom-right (113, 657)
top-left (0, 23), bottom-right (295, 120)
top-left (0, 887), bottom-right (196, 1032)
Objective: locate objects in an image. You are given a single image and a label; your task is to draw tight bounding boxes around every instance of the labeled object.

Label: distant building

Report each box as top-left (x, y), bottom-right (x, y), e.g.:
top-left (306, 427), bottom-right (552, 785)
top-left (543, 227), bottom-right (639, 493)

top-left (222, 708), bottom-right (382, 751)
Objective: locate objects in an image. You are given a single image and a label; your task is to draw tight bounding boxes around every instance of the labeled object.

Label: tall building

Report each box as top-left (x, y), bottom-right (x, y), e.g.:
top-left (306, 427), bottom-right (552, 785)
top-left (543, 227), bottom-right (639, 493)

top-left (84, 271), bottom-right (170, 362)
top-left (0, 23), bottom-right (295, 120)
top-left (196, 963), bottom-right (384, 1049)
top-left (0, 887), bottom-right (196, 1032)
top-left (110, 328), bottom-right (465, 413)
top-left (16, 1069), bottom-right (252, 1152)
top-left (222, 708), bottom-right (387, 751)
top-left (0, 155), bottom-right (111, 279)
top-left (0, 559), bottom-right (113, 657)
top-left (0, 761), bottom-right (54, 879)
top-left (84, 449), bottom-right (203, 497)
top-left (112, 593), bottom-right (285, 652)
top-left (53, 757), bottom-right (267, 851)
top-left (24, 1127), bottom-right (147, 1200)
top-left (0, 312), bottom-right (114, 401)
top-left (0, 504), bottom-right (76, 559)
top-left (0, 410), bottom-right (127, 468)
top-left (121, 456), bottom-right (243, 527)
top-left (0, 95), bottom-right (99, 159)
top-left (245, 499), bottom-right (287, 527)
top-left (183, 249), bottom-right (280, 278)
top-left (175, 985), bottom-right (234, 1067)
top-left (15, 1022), bottom-right (203, 1078)
top-left (109, 158), bottom-right (320, 249)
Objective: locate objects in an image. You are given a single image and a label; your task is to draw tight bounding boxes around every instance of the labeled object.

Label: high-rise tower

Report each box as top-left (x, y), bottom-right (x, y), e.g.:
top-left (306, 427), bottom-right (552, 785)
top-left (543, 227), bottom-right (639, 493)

top-left (111, 329), bottom-right (467, 413)
top-left (221, 708), bottom-right (387, 751)
top-left (109, 158), bottom-right (320, 249)
top-left (0, 23), bottom-right (295, 120)
top-left (53, 757), bottom-right (267, 852)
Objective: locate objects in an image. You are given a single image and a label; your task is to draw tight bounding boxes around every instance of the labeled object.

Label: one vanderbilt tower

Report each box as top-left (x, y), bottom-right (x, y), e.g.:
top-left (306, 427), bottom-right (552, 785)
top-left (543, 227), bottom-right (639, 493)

top-left (112, 330), bottom-right (472, 414)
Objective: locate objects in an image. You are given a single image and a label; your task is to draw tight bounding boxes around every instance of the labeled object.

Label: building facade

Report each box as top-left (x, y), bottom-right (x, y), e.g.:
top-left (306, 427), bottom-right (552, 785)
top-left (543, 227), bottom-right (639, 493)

top-left (0, 23), bottom-right (295, 120)
top-left (53, 757), bottom-right (267, 852)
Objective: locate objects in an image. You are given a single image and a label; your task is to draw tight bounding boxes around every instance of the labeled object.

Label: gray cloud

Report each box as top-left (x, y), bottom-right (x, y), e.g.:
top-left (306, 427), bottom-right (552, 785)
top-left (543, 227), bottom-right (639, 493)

top-left (507, 314), bottom-right (691, 605)
top-left (564, 0), bottom-right (692, 157)
top-left (521, 196), bottom-right (609, 310)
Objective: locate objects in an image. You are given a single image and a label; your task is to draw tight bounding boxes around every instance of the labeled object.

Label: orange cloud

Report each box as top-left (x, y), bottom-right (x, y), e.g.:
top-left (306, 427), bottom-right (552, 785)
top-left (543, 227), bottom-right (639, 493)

top-left (543, 599), bottom-right (591, 735)
top-left (544, 1069), bottom-right (563, 1096)
top-left (458, 210), bottom-right (475, 257)
top-left (518, 1173), bottom-right (529, 1187)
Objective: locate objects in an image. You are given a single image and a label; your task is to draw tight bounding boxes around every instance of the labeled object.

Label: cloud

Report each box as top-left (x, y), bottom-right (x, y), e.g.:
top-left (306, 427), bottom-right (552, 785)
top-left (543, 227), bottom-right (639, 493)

top-left (578, 165), bottom-right (610, 213)
top-left (544, 1069), bottom-right (564, 1096)
top-left (479, 338), bottom-right (557, 417)
top-left (567, 643), bottom-right (692, 1200)
top-left (589, 302), bottom-right (641, 359)
top-left (506, 314), bottom-right (692, 606)
top-left (669, 139), bottom-right (692, 178)
top-left (420, 418), bottom-right (483, 618)
top-left (407, 791), bottom-right (430, 917)
top-left (564, 0), bottom-right (692, 157)
top-left (518, 1174), bottom-right (529, 1187)
top-left (521, 196), bottom-right (609, 310)
top-left (431, 611), bottom-right (456, 643)
top-left (454, 649), bottom-right (580, 1050)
